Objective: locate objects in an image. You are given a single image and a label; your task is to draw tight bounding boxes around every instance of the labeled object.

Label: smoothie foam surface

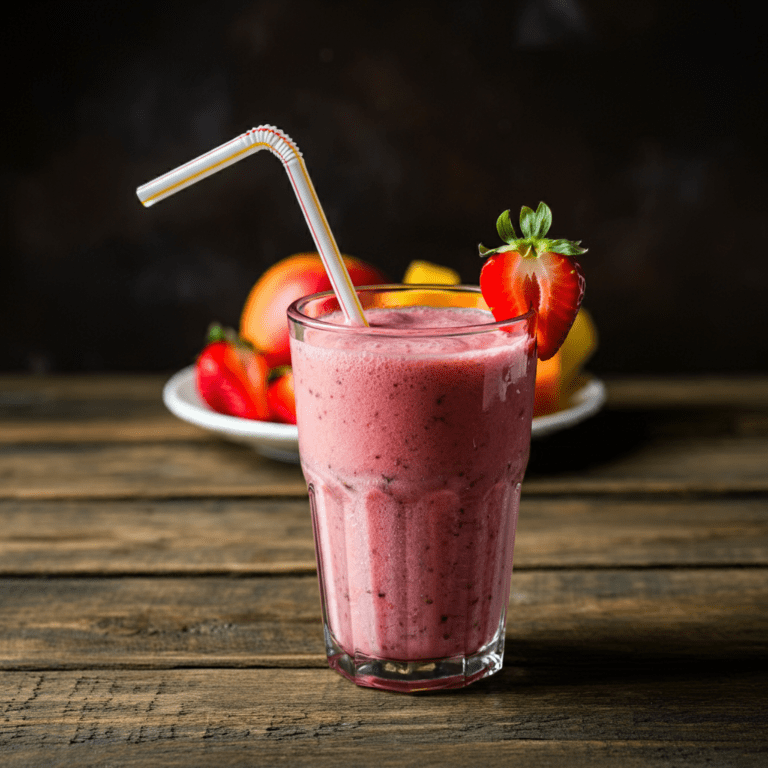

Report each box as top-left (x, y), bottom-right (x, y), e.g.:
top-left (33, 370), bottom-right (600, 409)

top-left (301, 306), bottom-right (525, 358)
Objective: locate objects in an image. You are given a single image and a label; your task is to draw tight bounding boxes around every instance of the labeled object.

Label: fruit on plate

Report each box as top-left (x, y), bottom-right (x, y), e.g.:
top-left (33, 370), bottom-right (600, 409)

top-left (196, 324), bottom-right (270, 420)
top-left (559, 306), bottom-right (598, 391)
top-left (479, 202), bottom-right (586, 361)
top-left (267, 367), bottom-right (296, 424)
top-left (402, 260), bottom-right (461, 285)
top-left (533, 308), bottom-right (597, 416)
top-left (240, 253), bottom-right (388, 368)
top-left (532, 353), bottom-right (562, 417)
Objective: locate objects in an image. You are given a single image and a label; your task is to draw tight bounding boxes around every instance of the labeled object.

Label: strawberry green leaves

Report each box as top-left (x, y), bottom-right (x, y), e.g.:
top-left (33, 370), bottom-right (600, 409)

top-left (518, 203), bottom-right (551, 240)
top-left (482, 202), bottom-right (585, 260)
top-left (479, 202), bottom-right (586, 361)
top-left (496, 209), bottom-right (519, 244)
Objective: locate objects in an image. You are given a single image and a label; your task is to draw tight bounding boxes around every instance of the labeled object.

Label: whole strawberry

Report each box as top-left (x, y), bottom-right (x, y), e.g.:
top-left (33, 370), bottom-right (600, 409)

top-left (267, 367), bottom-right (297, 424)
top-left (479, 202), bottom-right (586, 361)
top-left (196, 324), bottom-right (270, 420)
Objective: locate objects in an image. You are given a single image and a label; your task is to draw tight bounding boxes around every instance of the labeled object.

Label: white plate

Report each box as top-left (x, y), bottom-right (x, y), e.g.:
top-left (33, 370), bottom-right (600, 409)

top-left (163, 367), bottom-right (606, 463)
top-left (163, 367), bottom-right (301, 463)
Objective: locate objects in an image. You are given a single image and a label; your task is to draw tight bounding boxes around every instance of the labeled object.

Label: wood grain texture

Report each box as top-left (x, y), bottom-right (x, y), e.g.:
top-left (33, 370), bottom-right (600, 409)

top-left (0, 418), bottom-right (204, 443)
top-left (605, 376), bottom-right (768, 407)
top-left (1, 374), bottom-right (767, 766)
top-left (0, 374), bottom-right (199, 443)
top-left (0, 498), bottom-right (317, 575)
top-left (3, 374), bottom-right (767, 405)
top-left (0, 442), bottom-right (307, 499)
top-left (525, 433), bottom-right (768, 493)
top-left (3, 377), bottom-right (768, 447)
top-left (1, 497), bottom-right (767, 575)
top-left (2, 373), bottom-right (767, 497)
top-left (2, 668), bottom-right (766, 766)
top-left (0, 374), bottom-right (168, 400)
top-left (517, 496), bottom-right (768, 567)
top-left (5, 742), bottom-right (766, 768)
top-left (2, 569), bottom-right (766, 670)
top-left (1, 433), bottom-right (767, 499)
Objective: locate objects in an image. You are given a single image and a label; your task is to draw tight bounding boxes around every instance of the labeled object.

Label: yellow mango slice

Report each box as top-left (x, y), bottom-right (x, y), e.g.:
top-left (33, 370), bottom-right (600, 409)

top-left (403, 260), bottom-right (461, 285)
top-left (559, 308), bottom-right (598, 386)
top-left (533, 352), bottom-right (562, 416)
top-left (533, 308), bottom-right (597, 416)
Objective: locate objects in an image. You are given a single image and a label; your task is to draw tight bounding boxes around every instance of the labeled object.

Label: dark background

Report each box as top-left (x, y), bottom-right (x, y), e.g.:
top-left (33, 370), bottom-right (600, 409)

top-left (2, 0), bottom-right (765, 375)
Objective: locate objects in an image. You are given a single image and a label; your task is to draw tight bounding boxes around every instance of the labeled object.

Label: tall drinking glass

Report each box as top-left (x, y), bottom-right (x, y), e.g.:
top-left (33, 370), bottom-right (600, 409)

top-left (288, 285), bottom-right (537, 692)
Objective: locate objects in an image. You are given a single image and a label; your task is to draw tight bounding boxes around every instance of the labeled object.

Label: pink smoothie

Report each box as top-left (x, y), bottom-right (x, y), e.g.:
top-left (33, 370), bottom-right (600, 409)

top-left (291, 305), bottom-right (536, 665)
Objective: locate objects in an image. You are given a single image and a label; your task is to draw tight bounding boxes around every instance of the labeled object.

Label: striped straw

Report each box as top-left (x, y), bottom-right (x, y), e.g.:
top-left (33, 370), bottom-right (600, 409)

top-left (136, 125), bottom-right (368, 326)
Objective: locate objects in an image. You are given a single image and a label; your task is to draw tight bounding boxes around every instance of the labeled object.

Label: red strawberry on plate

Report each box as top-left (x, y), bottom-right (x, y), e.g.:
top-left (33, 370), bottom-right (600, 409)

top-left (196, 324), bottom-right (271, 420)
top-left (267, 367), bottom-right (297, 424)
top-left (479, 202), bottom-right (586, 361)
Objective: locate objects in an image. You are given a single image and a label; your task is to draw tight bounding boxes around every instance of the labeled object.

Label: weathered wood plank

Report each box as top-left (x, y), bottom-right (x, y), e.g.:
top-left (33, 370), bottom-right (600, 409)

top-left (518, 496), bottom-right (768, 567)
top-left (5, 742), bottom-right (767, 768)
top-left (3, 373), bottom-right (767, 406)
top-left (0, 374), bottom-right (206, 443)
top-left (0, 498), bottom-right (316, 575)
top-left (0, 418), bottom-right (203, 443)
top-left (0, 374), bottom-right (168, 400)
top-left (2, 372), bottom-right (767, 496)
top-left (1, 375), bottom-right (765, 766)
top-left (1, 569), bottom-right (766, 670)
top-left (1, 497), bottom-right (767, 575)
top-left (605, 375), bottom-right (768, 408)
top-left (0, 575), bottom-right (325, 669)
top-left (3, 376), bottom-right (768, 446)
top-left (0, 442), bottom-right (307, 499)
top-left (523, 392), bottom-right (768, 487)
top-left (3, 405), bottom-right (766, 445)
top-left (525, 432), bottom-right (768, 493)
top-left (1, 668), bottom-right (766, 767)
top-left (3, 742), bottom-right (766, 768)
top-left (1, 430), bottom-right (767, 499)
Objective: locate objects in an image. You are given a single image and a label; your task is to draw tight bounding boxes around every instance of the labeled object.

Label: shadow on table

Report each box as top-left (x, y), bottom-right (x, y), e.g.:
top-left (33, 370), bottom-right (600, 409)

top-left (475, 627), bottom-right (768, 694)
top-left (527, 409), bottom-right (649, 476)
top-left (527, 394), bottom-right (761, 477)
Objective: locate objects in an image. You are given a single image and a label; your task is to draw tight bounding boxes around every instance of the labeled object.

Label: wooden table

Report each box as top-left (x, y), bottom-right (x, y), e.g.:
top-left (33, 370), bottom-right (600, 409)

top-left (1, 374), bottom-right (767, 766)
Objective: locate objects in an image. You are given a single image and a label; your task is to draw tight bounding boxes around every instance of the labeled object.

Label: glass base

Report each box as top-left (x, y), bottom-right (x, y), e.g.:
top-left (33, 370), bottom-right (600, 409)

top-left (324, 615), bottom-right (506, 693)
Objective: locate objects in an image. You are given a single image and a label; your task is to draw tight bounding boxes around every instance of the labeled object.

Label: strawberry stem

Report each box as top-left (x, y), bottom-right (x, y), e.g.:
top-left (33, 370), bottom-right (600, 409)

top-left (268, 365), bottom-right (292, 382)
top-left (206, 323), bottom-right (228, 344)
top-left (206, 323), bottom-right (243, 346)
top-left (481, 202), bottom-right (586, 260)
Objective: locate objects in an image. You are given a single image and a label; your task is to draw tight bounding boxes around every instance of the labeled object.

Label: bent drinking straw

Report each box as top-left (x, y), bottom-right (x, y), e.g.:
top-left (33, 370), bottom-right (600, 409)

top-left (136, 125), bottom-right (368, 326)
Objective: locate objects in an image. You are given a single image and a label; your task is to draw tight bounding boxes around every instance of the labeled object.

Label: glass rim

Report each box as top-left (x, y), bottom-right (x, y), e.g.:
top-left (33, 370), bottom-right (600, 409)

top-left (286, 284), bottom-right (536, 338)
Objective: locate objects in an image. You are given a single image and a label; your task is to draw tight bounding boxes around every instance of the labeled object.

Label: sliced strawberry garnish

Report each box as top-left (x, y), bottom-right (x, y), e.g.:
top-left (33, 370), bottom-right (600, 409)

top-left (479, 202), bottom-right (586, 361)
